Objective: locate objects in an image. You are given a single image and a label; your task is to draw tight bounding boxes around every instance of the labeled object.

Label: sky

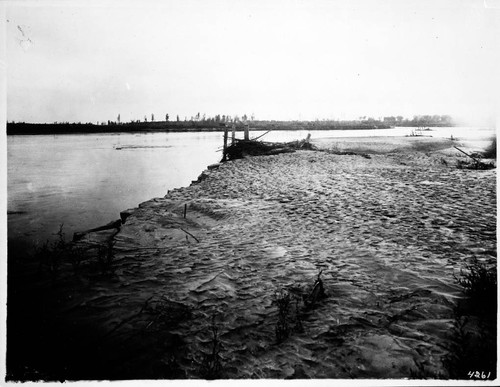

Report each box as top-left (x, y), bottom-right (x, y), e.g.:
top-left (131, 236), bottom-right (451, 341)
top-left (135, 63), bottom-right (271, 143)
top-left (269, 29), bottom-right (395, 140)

top-left (3, 0), bottom-right (500, 125)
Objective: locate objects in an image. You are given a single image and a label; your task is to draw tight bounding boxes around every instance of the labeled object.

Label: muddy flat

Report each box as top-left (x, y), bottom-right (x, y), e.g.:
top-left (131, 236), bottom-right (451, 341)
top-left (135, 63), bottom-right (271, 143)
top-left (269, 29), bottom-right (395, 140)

top-left (7, 136), bottom-right (496, 380)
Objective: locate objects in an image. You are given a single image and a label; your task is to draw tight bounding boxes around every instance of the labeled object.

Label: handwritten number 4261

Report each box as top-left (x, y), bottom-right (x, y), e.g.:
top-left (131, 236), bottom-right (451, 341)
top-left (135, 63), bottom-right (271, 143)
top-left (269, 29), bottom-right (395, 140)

top-left (468, 371), bottom-right (491, 379)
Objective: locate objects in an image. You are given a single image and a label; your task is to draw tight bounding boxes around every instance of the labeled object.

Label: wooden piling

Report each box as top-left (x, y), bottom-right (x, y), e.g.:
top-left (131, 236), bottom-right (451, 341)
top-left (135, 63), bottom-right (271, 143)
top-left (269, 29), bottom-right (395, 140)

top-left (184, 203), bottom-right (187, 218)
top-left (223, 127), bottom-right (229, 161)
top-left (232, 124), bottom-right (236, 145)
top-left (244, 124), bottom-right (249, 140)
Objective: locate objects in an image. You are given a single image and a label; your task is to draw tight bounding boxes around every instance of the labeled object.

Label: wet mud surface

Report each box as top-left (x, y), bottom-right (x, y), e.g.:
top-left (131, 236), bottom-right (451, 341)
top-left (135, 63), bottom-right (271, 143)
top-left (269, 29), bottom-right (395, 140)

top-left (7, 137), bottom-right (496, 380)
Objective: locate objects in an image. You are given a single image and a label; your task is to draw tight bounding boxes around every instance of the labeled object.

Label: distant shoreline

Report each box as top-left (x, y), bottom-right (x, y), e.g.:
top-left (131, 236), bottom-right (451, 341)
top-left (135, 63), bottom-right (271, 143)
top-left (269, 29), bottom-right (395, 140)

top-left (6, 121), bottom-right (454, 135)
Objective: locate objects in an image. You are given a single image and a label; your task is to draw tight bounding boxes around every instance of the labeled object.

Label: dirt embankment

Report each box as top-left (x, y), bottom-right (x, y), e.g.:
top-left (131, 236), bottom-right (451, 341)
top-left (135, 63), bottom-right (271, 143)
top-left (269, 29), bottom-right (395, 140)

top-left (7, 136), bottom-right (496, 380)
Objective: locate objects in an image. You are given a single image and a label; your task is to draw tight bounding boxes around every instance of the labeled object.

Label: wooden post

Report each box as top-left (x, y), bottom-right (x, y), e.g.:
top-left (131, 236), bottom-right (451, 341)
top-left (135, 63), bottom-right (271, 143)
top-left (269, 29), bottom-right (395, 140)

top-left (244, 124), bottom-right (249, 140)
top-left (184, 203), bottom-right (187, 218)
top-left (231, 124), bottom-right (236, 145)
top-left (222, 127), bottom-right (228, 161)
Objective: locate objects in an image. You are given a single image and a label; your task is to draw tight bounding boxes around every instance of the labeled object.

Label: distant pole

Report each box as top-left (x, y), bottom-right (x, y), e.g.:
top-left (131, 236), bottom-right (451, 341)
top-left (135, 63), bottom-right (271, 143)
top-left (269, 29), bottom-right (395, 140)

top-left (244, 124), bottom-right (249, 140)
top-left (231, 124), bottom-right (236, 145)
top-left (223, 127), bottom-right (229, 161)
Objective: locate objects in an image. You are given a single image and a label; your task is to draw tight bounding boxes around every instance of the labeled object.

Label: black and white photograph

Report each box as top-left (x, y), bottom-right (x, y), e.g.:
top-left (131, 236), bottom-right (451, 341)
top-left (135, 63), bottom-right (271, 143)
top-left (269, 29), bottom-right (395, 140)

top-left (2, 0), bottom-right (498, 383)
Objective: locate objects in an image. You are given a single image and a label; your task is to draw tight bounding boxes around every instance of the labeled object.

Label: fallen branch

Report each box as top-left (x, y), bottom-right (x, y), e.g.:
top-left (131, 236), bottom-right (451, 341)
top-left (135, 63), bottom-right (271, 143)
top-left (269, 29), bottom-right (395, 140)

top-left (180, 227), bottom-right (200, 243)
top-left (454, 146), bottom-right (481, 164)
top-left (73, 219), bottom-right (122, 241)
top-left (250, 130), bottom-right (271, 141)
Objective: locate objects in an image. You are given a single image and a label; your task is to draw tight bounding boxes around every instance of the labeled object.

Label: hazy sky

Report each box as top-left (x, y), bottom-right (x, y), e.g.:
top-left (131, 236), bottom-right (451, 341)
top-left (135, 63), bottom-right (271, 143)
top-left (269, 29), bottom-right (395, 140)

top-left (4, 0), bottom-right (500, 124)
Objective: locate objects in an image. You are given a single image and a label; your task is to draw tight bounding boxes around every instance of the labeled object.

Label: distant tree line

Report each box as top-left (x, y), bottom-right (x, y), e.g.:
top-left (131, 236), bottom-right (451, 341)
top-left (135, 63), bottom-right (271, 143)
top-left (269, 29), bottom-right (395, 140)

top-left (381, 115), bottom-right (453, 127)
top-left (102, 113), bottom-right (453, 127)
top-left (102, 112), bottom-right (257, 126)
top-left (6, 114), bottom-right (456, 135)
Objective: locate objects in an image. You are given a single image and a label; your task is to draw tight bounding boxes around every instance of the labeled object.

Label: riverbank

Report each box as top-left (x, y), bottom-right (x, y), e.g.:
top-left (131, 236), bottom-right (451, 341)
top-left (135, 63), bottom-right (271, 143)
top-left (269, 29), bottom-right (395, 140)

top-left (6, 136), bottom-right (496, 380)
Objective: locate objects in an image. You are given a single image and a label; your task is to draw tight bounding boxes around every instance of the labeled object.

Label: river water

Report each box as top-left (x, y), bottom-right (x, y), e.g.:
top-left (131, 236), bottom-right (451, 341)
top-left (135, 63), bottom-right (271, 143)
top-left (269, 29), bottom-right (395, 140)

top-left (7, 127), bottom-right (494, 253)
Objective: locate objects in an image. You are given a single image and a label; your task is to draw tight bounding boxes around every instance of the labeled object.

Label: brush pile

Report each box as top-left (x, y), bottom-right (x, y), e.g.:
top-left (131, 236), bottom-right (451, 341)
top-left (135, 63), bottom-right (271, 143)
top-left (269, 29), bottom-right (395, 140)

top-left (224, 137), bottom-right (315, 161)
top-left (454, 146), bottom-right (496, 170)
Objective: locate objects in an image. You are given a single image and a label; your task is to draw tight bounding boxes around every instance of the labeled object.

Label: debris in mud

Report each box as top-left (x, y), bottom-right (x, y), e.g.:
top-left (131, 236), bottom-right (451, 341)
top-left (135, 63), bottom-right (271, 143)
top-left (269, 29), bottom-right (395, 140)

top-left (224, 137), bottom-right (316, 161)
top-left (454, 146), bottom-right (495, 170)
top-left (324, 148), bottom-right (372, 159)
top-left (73, 219), bottom-right (122, 241)
top-left (274, 290), bottom-right (294, 343)
top-left (454, 257), bottom-right (496, 317)
top-left (36, 224), bottom-right (118, 282)
top-left (199, 315), bottom-right (224, 379)
top-left (456, 159), bottom-right (495, 170)
top-left (274, 270), bottom-right (327, 343)
top-left (179, 227), bottom-right (200, 243)
top-left (304, 270), bottom-right (327, 309)
top-left (446, 257), bottom-right (497, 379)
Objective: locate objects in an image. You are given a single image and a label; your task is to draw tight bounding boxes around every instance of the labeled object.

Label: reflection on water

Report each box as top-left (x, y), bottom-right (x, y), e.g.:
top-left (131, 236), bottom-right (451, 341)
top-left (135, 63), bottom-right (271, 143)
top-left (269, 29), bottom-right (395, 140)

top-left (7, 127), bottom-right (494, 251)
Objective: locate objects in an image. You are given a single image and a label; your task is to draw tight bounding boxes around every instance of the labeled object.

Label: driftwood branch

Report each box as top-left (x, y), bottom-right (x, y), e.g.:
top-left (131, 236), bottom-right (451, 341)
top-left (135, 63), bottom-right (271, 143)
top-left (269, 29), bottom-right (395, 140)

top-left (73, 219), bottom-right (122, 241)
top-left (180, 227), bottom-right (200, 243)
top-left (251, 130), bottom-right (271, 141)
top-left (454, 146), bottom-right (481, 163)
